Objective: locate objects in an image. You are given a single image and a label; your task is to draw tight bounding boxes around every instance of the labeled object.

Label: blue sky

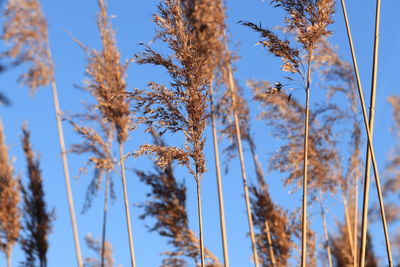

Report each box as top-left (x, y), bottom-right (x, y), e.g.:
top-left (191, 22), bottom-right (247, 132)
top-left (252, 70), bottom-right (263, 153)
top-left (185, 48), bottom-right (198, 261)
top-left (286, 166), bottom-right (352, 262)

top-left (0, 0), bottom-right (399, 266)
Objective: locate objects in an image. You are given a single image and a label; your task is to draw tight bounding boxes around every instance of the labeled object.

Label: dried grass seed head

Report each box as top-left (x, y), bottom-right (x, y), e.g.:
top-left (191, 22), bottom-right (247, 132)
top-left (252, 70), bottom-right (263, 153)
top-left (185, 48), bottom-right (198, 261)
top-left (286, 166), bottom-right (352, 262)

top-left (0, 122), bottom-right (20, 256)
top-left (2, 0), bottom-right (53, 92)
top-left (79, 0), bottom-right (130, 144)
top-left (134, 0), bottom-right (211, 178)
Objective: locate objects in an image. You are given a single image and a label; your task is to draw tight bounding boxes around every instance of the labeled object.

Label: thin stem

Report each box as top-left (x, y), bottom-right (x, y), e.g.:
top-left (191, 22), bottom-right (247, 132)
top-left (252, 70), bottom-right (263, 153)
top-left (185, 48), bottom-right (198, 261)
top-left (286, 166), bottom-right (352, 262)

top-left (50, 80), bottom-right (83, 267)
top-left (342, 194), bottom-right (354, 257)
top-left (319, 192), bottom-right (332, 267)
top-left (195, 177), bottom-right (205, 267)
top-left (101, 175), bottom-right (110, 267)
top-left (265, 221), bottom-right (276, 267)
top-left (209, 78), bottom-right (229, 267)
top-left (226, 60), bottom-right (259, 267)
top-left (340, 1), bottom-right (392, 266)
top-left (119, 143), bottom-right (136, 267)
top-left (301, 47), bottom-right (313, 267)
top-left (6, 248), bottom-right (11, 267)
top-left (353, 177), bottom-right (358, 267)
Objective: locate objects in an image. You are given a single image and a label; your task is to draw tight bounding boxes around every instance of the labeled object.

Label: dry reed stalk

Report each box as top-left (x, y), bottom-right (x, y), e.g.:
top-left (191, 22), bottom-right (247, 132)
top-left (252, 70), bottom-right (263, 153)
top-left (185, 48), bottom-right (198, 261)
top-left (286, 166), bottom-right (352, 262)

top-left (67, 105), bottom-right (116, 267)
top-left (318, 191), bottom-right (332, 267)
top-left (20, 124), bottom-right (53, 267)
top-left (339, 1), bottom-right (393, 265)
top-left (224, 52), bottom-right (260, 267)
top-left (183, 1), bottom-right (229, 264)
top-left (242, 2), bottom-right (334, 264)
top-left (0, 122), bottom-right (20, 267)
top-left (209, 79), bottom-right (229, 267)
top-left (314, 39), bottom-right (364, 265)
top-left (133, 1), bottom-right (213, 265)
top-left (1, 1), bottom-right (82, 265)
top-left (74, 0), bottom-right (135, 264)
top-left (218, 78), bottom-right (291, 265)
top-left (84, 234), bottom-right (115, 267)
top-left (136, 133), bottom-right (221, 266)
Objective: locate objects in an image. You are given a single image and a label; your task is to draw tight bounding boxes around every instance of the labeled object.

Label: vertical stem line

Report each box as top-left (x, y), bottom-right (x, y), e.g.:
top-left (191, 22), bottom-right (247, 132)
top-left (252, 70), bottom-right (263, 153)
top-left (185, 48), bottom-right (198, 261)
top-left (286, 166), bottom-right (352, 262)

top-left (265, 221), bottom-right (276, 267)
top-left (353, 177), bottom-right (358, 266)
top-left (339, 1), bottom-right (392, 266)
top-left (226, 61), bottom-right (259, 267)
top-left (209, 79), bottom-right (230, 267)
top-left (319, 192), bottom-right (332, 267)
top-left (119, 143), bottom-right (136, 267)
top-left (101, 175), bottom-right (110, 267)
top-left (342, 194), bottom-right (354, 257)
top-left (196, 176), bottom-right (205, 267)
top-left (301, 47), bottom-right (313, 267)
top-left (50, 80), bottom-right (83, 267)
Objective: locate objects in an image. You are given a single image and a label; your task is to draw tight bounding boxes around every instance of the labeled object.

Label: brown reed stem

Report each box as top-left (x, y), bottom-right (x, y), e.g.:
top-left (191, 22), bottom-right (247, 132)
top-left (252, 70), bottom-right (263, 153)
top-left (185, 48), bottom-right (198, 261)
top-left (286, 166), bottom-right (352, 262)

top-left (301, 46), bottom-right (313, 267)
top-left (342, 194), bottom-right (354, 257)
top-left (195, 177), bottom-right (205, 267)
top-left (319, 192), bottom-right (332, 267)
top-left (353, 177), bottom-right (358, 267)
top-left (50, 79), bottom-right (83, 267)
top-left (226, 58), bottom-right (259, 267)
top-left (101, 175), bottom-right (110, 267)
top-left (209, 78), bottom-right (229, 267)
top-left (6, 249), bottom-right (11, 267)
top-left (339, 1), bottom-right (392, 266)
top-left (264, 221), bottom-right (276, 267)
top-left (119, 143), bottom-right (136, 267)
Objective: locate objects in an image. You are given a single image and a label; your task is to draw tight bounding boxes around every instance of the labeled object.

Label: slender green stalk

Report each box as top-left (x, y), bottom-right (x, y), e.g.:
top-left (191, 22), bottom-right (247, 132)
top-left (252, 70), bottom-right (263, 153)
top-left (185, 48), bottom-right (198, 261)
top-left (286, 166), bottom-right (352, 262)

top-left (226, 60), bottom-right (259, 267)
top-left (119, 143), bottom-right (136, 267)
top-left (195, 177), bottom-right (205, 267)
top-left (264, 221), bottom-right (276, 267)
top-left (101, 175), bottom-right (110, 267)
top-left (301, 47), bottom-right (313, 267)
top-left (339, 1), bottom-right (392, 266)
top-left (318, 192), bottom-right (332, 267)
top-left (50, 79), bottom-right (83, 267)
top-left (209, 79), bottom-right (229, 267)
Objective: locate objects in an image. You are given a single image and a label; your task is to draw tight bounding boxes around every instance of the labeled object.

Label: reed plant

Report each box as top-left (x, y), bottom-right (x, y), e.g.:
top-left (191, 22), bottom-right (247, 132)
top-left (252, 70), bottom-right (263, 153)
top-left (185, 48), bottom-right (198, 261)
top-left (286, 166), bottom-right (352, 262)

top-left (1, 1), bottom-right (82, 264)
top-left (0, 122), bottom-right (20, 267)
top-left (73, 0), bottom-right (135, 265)
top-left (136, 132), bottom-right (221, 266)
top-left (133, 1), bottom-right (212, 265)
top-left (68, 104), bottom-right (115, 267)
top-left (241, 1), bottom-right (335, 264)
top-left (339, 1), bottom-right (392, 265)
top-left (20, 124), bottom-right (53, 267)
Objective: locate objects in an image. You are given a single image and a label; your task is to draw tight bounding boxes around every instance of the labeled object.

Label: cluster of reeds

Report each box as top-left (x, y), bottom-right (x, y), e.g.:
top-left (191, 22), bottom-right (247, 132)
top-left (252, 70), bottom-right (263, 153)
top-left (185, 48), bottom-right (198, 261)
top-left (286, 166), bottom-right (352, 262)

top-left (0, 0), bottom-right (399, 266)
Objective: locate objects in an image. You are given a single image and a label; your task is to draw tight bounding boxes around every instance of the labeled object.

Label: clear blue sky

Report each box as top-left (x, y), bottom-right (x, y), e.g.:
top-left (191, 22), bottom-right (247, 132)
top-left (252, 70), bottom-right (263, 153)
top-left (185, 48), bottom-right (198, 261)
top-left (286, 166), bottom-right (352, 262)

top-left (0, 0), bottom-right (399, 266)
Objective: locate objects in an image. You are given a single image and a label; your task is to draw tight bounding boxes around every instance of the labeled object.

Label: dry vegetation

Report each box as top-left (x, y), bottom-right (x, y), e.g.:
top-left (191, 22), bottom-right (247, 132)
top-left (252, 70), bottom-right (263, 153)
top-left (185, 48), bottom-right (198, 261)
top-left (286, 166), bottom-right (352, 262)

top-left (0, 0), bottom-right (398, 266)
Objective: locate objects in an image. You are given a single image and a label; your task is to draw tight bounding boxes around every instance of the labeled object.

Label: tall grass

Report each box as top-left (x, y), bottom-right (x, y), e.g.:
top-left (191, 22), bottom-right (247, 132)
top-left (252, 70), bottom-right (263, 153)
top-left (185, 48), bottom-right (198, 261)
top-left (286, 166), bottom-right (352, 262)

top-left (339, 1), bottom-right (393, 265)
top-left (1, 1), bottom-right (82, 265)
top-left (73, 0), bottom-right (136, 265)
top-left (20, 124), bottom-right (53, 267)
top-left (134, 1), bottom-right (212, 265)
top-left (0, 122), bottom-right (20, 267)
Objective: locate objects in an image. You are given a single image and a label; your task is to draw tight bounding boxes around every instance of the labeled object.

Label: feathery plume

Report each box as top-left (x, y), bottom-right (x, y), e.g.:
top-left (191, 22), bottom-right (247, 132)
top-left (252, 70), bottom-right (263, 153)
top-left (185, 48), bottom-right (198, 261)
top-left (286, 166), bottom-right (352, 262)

top-left (242, 2), bottom-right (335, 264)
top-left (134, 1), bottom-right (211, 264)
top-left (20, 124), bottom-right (53, 267)
top-left (136, 133), bottom-right (221, 267)
top-left (2, 0), bottom-right (83, 263)
top-left (84, 234), bottom-right (115, 267)
top-left (0, 122), bottom-right (20, 267)
top-left (75, 0), bottom-right (135, 264)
